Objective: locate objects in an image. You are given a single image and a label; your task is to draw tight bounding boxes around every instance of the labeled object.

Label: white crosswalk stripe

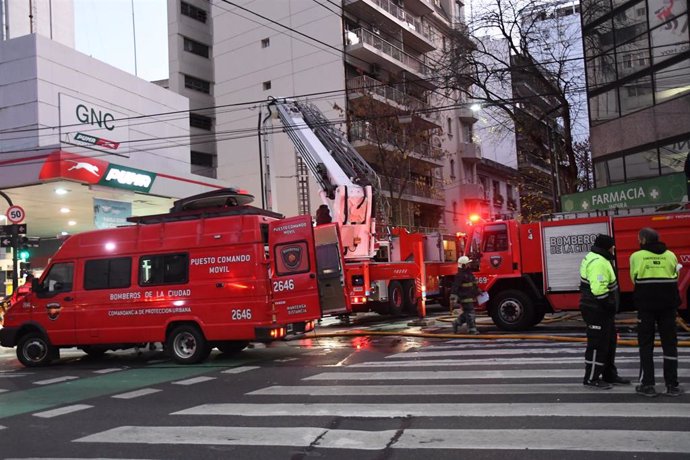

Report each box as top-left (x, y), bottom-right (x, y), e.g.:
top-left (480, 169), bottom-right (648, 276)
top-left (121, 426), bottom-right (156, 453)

top-left (74, 426), bottom-right (690, 453)
top-left (73, 340), bottom-right (687, 454)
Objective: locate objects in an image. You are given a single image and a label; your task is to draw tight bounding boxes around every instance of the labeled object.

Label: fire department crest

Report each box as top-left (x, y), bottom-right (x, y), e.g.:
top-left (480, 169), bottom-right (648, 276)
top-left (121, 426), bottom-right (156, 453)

top-left (281, 245), bottom-right (303, 269)
top-left (47, 303), bottom-right (62, 321)
top-left (490, 255), bottom-right (502, 268)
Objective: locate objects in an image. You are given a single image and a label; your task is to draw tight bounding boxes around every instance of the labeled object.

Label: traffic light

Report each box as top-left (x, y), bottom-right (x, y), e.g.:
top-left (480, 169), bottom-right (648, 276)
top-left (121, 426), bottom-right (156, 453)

top-left (18, 236), bottom-right (31, 262)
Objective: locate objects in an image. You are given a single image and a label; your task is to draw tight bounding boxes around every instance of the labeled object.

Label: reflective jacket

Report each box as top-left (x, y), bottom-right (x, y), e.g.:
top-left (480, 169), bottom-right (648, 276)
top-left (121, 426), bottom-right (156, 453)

top-left (630, 241), bottom-right (680, 310)
top-left (451, 268), bottom-right (480, 304)
top-left (579, 247), bottom-right (619, 315)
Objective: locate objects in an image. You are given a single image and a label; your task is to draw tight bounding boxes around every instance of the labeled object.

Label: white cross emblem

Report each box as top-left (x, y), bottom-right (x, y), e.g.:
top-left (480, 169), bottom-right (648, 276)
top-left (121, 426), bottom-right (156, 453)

top-left (649, 188), bottom-right (660, 200)
top-left (582, 201), bottom-right (589, 210)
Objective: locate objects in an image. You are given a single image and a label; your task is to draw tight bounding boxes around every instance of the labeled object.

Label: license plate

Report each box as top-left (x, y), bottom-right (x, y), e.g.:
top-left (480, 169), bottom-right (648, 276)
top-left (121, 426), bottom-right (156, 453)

top-left (286, 323), bottom-right (294, 333)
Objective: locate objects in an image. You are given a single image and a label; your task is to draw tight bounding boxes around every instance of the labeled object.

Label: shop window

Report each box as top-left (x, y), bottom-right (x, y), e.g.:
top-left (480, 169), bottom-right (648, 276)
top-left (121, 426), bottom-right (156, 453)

top-left (660, 138), bottom-right (690, 174)
top-left (608, 156), bottom-right (625, 184)
top-left (625, 150), bottom-right (660, 180)
top-left (589, 88), bottom-right (619, 124)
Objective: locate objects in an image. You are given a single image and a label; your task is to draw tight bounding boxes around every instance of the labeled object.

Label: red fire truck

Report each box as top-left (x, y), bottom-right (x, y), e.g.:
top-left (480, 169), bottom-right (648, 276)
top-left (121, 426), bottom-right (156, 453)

top-left (463, 207), bottom-right (690, 330)
top-left (267, 99), bottom-right (459, 316)
top-left (0, 189), bottom-right (349, 366)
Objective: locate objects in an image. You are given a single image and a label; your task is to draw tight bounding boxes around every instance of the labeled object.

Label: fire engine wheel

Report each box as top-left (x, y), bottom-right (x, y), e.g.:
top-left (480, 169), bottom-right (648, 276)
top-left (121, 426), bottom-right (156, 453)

top-left (489, 290), bottom-right (535, 331)
top-left (402, 280), bottom-right (417, 314)
top-left (166, 325), bottom-right (211, 364)
top-left (216, 340), bottom-right (249, 355)
top-left (388, 281), bottom-right (405, 316)
top-left (16, 332), bottom-right (59, 367)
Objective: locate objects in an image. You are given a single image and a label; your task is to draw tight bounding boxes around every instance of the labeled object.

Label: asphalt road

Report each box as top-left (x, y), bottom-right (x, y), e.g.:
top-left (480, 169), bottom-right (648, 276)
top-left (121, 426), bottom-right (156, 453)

top-left (1, 309), bottom-right (689, 459)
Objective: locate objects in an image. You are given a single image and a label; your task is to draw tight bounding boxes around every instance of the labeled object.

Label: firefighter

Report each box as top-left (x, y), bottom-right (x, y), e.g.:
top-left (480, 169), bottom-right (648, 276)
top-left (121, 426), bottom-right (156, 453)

top-left (630, 227), bottom-right (683, 397)
top-left (315, 204), bottom-right (332, 226)
top-left (450, 256), bottom-right (480, 335)
top-left (579, 234), bottom-right (630, 389)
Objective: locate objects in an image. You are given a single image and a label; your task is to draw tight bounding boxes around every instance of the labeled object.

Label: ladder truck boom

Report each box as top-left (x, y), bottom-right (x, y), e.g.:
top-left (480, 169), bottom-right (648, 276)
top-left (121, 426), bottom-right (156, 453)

top-left (268, 98), bottom-right (385, 260)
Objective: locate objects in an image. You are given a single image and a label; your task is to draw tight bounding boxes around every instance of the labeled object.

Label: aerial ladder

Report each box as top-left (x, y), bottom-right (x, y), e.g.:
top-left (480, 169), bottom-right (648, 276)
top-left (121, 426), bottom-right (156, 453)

top-left (266, 98), bottom-right (387, 260)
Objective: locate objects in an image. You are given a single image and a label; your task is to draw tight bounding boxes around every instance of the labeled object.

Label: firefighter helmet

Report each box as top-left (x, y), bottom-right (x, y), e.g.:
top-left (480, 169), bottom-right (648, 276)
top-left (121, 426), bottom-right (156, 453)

top-left (457, 256), bottom-right (471, 266)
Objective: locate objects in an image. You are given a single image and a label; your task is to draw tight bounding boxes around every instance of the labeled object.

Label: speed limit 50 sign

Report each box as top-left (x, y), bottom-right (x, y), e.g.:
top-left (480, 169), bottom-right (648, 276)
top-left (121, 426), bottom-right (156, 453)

top-left (6, 205), bottom-right (26, 224)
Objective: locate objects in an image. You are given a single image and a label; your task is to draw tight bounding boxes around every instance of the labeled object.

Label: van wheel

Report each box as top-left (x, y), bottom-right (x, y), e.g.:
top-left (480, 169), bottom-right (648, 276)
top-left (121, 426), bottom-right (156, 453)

top-left (17, 332), bottom-right (58, 367)
top-left (166, 325), bottom-right (210, 364)
top-left (216, 341), bottom-right (249, 355)
top-left (402, 280), bottom-right (417, 314)
top-left (388, 281), bottom-right (404, 316)
top-left (489, 290), bottom-right (535, 331)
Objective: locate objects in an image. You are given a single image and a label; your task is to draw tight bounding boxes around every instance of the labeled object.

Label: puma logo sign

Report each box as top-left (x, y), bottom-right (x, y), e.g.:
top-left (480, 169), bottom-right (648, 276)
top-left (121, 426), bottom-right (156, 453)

top-left (66, 160), bottom-right (100, 177)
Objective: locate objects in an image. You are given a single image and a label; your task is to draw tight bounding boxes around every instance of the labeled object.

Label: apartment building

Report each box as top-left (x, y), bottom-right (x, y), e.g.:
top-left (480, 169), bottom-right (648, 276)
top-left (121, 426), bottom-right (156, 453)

top-left (166, 0), bottom-right (515, 232)
top-left (0, 0), bottom-right (74, 46)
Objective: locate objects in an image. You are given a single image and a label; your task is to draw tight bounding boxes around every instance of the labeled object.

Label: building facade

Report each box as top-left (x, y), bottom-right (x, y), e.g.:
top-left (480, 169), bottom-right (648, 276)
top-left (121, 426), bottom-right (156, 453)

top-left (165, 0), bottom-right (517, 233)
top-left (0, 0), bottom-right (74, 47)
top-left (581, 0), bottom-right (689, 192)
top-left (0, 34), bottom-right (226, 292)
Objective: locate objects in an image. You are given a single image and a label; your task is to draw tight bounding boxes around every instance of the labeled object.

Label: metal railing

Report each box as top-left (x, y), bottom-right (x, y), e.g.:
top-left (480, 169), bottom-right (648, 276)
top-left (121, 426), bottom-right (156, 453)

top-left (347, 75), bottom-right (430, 113)
top-left (380, 175), bottom-right (445, 200)
top-left (349, 121), bottom-right (442, 159)
top-left (366, 0), bottom-right (433, 41)
top-left (345, 28), bottom-right (431, 76)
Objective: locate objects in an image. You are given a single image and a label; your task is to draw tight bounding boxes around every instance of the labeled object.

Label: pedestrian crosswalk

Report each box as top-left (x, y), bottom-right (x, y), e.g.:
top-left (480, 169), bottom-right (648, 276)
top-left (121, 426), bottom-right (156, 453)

top-left (66, 338), bottom-right (688, 455)
top-left (2, 338), bottom-right (688, 456)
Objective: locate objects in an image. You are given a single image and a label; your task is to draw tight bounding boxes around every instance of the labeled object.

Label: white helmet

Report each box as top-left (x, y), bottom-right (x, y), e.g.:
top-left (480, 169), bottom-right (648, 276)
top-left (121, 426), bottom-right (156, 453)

top-left (457, 256), bottom-right (471, 266)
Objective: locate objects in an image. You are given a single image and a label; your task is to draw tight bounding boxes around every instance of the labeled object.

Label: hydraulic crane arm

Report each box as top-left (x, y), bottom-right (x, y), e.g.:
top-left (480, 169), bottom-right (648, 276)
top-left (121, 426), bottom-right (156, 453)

top-left (267, 98), bottom-right (385, 259)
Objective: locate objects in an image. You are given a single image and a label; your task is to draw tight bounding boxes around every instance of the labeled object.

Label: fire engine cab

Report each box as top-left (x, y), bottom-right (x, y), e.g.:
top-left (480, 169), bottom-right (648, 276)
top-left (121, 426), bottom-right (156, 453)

top-left (463, 206), bottom-right (690, 330)
top-left (0, 188), bottom-right (349, 366)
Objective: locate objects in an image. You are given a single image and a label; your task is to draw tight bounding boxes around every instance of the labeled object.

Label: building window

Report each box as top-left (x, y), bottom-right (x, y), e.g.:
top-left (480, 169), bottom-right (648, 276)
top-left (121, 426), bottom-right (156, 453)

top-left (185, 75), bottom-right (211, 94)
top-left (191, 151), bottom-right (215, 168)
top-left (181, 1), bottom-right (207, 23)
top-left (261, 37), bottom-right (270, 48)
top-left (263, 80), bottom-right (272, 91)
top-left (625, 149), bottom-right (660, 180)
top-left (446, 117), bottom-right (452, 136)
top-left (189, 112), bottom-right (213, 130)
top-left (183, 37), bottom-right (210, 58)
top-left (450, 159), bottom-right (456, 179)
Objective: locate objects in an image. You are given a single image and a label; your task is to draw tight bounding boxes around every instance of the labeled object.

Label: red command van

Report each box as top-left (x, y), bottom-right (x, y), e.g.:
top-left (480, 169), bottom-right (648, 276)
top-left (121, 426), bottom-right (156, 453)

top-left (0, 189), bottom-right (349, 366)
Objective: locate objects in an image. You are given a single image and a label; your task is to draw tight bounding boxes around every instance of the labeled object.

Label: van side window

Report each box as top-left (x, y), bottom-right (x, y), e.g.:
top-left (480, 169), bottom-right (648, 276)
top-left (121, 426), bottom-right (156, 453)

top-left (41, 262), bottom-right (74, 293)
top-left (84, 257), bottom-right (132, 290)
top-left (139, 253), bottom-right (189, 286)
top-left (482, 223), bottom-right (509, 252)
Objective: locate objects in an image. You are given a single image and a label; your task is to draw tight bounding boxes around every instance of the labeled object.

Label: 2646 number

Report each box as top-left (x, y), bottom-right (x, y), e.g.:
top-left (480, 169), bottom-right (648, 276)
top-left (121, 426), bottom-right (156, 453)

top-left (272, 279), bottom-right (295, 292)
top-left (231, 309), bottom-right (252, 320)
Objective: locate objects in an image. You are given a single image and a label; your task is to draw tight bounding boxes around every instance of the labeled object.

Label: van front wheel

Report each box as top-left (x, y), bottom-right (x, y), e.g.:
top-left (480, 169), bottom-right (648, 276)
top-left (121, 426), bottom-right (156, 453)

top-left (166, 325), bottom-right (210, 364)
top-left (17, 332), bottom-right (58, 367)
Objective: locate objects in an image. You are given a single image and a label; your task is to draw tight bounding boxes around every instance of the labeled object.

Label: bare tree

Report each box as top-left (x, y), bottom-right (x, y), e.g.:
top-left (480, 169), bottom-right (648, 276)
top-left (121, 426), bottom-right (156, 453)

top-left (437, 0), bottom-right (586, 201)
top-left (573, 138), bottom-right (594, 191)
top-left (346, 87), bottom-right (445, 228)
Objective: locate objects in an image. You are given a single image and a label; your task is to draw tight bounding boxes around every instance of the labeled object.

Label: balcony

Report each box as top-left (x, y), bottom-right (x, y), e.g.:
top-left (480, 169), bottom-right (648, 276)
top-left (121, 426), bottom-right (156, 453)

top-left (345, 28), bottom-right (436, 89)
top-left (380, 175), bottom-right (445, 204)
top-left (458, 182), bottom-right (486, 201)
top-left (347, 76), bottom-right (439, 128)
top-left (404, 0), bottom-right (434, 16)
top-left (458, 142), bottom-right (481, 161)
top-left (349, 121), bottom-right (444, 165)
top-left (343, 0), bottom-right (435, 52)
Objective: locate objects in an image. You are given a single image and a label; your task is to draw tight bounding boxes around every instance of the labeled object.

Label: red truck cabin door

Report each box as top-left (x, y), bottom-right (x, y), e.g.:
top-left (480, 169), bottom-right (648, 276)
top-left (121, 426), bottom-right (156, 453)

top-left (268, 215), bottom-right (323, 325)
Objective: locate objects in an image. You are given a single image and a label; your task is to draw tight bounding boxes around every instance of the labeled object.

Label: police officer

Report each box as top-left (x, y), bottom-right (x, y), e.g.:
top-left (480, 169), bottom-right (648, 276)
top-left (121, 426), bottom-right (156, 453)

top-left (579, 234), bottom-right (629, 389)
top-left (630, 227), bottom-right (683, 397)
top-left (450, 256), bottom-right (480, 335)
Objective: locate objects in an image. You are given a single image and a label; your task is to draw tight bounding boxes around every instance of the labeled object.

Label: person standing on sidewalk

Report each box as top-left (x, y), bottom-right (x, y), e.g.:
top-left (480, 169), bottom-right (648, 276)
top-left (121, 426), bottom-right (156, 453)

top-left (579, 234), bottom-right (630, 389)
top-left (630, 227), bottom-right (683, 397)
top-left (450, 256), bottom-right (480, 334)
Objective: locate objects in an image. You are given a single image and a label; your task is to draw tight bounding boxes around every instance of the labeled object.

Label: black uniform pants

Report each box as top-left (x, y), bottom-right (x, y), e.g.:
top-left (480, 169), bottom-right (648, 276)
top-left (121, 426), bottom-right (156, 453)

top-left (637, 307), bottom-right (678, 387)
top-left (581, 308), bottom-right (618, 382)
